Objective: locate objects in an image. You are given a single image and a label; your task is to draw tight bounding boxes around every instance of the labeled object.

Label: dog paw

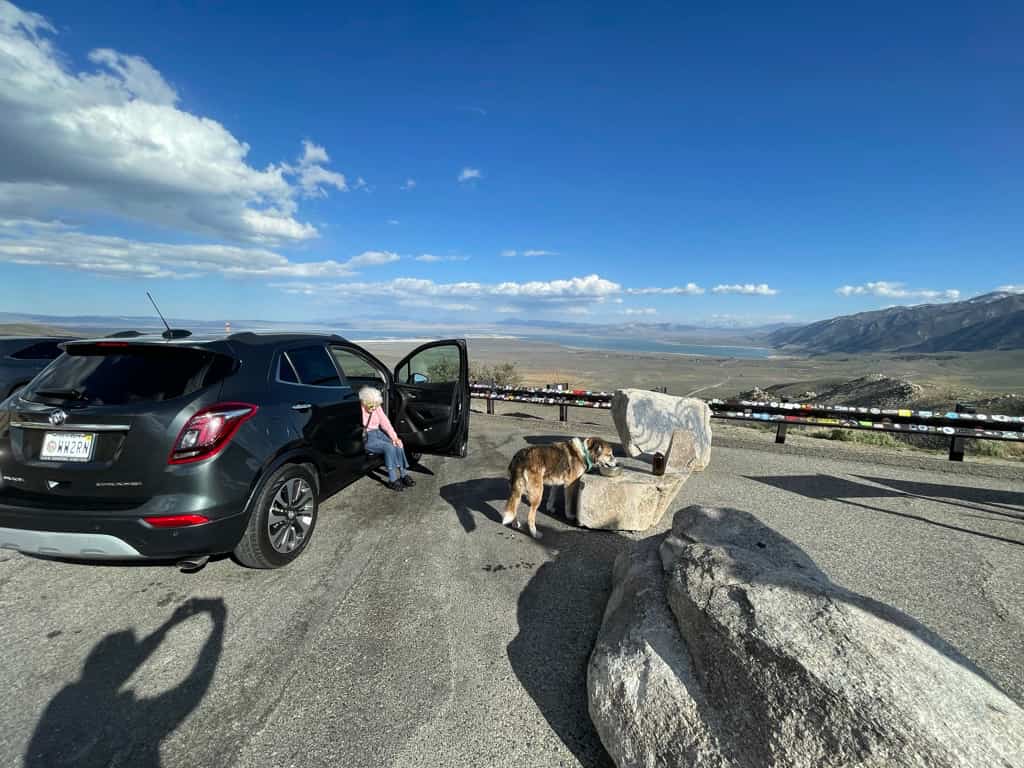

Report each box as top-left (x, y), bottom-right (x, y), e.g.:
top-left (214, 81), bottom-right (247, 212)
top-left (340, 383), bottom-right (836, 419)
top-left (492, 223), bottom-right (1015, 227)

top-left (529, 528), bottom-right (543, 540)
top-left (501, 513), bottom-right (515, 526)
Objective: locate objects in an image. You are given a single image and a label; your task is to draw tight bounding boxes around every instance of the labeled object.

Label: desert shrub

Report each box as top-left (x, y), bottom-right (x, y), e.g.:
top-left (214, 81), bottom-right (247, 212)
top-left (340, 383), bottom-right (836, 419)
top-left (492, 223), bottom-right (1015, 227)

top-left (471, 361), bottom-right (522, 387)
top-left (809, 428), bottom-right (905, 449)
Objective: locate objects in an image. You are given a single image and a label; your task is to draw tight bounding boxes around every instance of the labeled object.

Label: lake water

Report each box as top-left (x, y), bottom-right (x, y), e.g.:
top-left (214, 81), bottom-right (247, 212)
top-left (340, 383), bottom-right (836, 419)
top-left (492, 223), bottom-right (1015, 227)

top-left (522, 333), bottom-right (776, 358)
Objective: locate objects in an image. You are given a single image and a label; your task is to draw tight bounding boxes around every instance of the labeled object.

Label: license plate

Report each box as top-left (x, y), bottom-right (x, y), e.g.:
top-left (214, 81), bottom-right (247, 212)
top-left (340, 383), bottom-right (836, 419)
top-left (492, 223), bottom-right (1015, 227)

top-left (40, 432), bottom-right (96, 462)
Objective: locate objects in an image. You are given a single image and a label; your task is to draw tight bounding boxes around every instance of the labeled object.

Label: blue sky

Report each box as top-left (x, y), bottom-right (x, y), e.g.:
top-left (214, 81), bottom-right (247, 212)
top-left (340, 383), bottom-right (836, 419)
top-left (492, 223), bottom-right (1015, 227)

top-left (0, 0), bottom-right (1020, 327)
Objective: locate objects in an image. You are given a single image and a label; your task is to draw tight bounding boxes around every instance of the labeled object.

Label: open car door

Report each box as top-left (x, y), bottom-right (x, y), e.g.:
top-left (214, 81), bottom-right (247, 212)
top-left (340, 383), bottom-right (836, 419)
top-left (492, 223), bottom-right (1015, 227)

top-left (392, 339), bottom-right (469, 458)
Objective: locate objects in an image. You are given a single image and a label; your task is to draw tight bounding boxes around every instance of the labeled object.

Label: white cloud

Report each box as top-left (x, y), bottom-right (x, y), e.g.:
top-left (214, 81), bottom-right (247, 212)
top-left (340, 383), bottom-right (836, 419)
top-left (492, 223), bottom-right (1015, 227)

top-left (345, 250), bottom-right (399, 267)
top-left (0, 3), bottom-right (347, 243)
top-left (458, 167), bottom-right (482, 182)
top-left (0, 219), bottom-right (395, 279)
top-left (457, 106), bottom-right (488, 116)
top-left (387, 219), bottom-right (400, 225)
top-left (835, 281), bottom-right (960, 301)
top-left (273, 273), bottom-right (622, 303)
top-left (997, 284), bottom-right (1024, 294)
top-left (564, 306), bottom-right (592, 316)
top-left (621, 308), bottom-right (657, 316)
top-left (352, 176), bottom-right (368, 191)
top-left (626, 283), bottom-right (705, 296)
top-left (491, 274), bottom-right (620, 299)
top-left (415, 254), bottom-right (469, 263)
top-left (400, 178), bottom-right (416, 190)
top-left (712, 283), bottom-right (779, 296)
top-left (290, 140), bottom-right (347, 198)
top-left (503, 248), bottom-right (560, 257)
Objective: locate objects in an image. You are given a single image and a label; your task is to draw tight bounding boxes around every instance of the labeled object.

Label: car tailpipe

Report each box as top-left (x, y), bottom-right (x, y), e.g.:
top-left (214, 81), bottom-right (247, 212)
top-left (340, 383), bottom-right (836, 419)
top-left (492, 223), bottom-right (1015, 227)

top-left (177, 555), bottom-right (210, 573)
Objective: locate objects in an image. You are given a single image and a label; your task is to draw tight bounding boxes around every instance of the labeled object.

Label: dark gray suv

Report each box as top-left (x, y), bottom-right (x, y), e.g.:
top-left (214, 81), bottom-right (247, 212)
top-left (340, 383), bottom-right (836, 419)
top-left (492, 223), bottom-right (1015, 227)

top-left (0, 333), bottom-right (469, 568)
top-left (0, 337), bottom-right (75, 400)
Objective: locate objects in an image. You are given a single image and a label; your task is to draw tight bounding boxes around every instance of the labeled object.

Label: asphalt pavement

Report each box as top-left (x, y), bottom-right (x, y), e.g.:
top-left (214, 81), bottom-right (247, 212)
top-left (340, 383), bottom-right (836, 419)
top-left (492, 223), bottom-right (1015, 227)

top-left (1, 414), bottom-right (1021, 767)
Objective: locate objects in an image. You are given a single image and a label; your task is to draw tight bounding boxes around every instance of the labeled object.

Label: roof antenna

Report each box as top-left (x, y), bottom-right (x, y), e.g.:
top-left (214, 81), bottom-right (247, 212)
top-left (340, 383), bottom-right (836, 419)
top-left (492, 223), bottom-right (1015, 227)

top-left (147, 292), bottom-right (190, 339)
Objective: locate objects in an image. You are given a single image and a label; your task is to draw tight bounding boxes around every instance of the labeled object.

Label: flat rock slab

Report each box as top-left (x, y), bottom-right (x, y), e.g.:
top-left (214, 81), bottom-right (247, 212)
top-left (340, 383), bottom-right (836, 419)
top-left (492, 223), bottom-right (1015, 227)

top-left (588, 505), bottom-right (1024, 768)
top-left (611, 389), bottom-right (712, 469)
top-left (577, 460), bottom-right (689, 531)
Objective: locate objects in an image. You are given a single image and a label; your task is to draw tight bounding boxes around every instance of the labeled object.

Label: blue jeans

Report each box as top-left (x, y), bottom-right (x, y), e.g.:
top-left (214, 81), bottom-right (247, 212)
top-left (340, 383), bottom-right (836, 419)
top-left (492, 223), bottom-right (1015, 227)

top-left (366, 429), bottom-right (409, 482)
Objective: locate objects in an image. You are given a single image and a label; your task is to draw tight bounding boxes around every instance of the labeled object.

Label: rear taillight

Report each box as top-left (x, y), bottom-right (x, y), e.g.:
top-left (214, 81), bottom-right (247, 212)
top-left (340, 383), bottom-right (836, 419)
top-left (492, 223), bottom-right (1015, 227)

top-left (168, 402), bottom-right (258, 464)
top-left (144, 514), bottom-right (210, 527)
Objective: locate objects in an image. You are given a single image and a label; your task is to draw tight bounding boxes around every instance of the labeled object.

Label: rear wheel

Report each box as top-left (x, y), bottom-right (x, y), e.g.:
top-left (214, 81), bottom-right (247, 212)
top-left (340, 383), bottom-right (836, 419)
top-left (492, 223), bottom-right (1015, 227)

top-left (234, 464), bottom-right (319, 569)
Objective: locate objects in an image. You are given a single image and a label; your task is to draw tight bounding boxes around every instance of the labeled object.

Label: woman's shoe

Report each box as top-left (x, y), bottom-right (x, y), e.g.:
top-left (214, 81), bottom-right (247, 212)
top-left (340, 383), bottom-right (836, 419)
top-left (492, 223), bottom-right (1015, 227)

top-left (387, 480), bottom-right (405, 491)
top-left (401, 476), bottom-right (416, 487)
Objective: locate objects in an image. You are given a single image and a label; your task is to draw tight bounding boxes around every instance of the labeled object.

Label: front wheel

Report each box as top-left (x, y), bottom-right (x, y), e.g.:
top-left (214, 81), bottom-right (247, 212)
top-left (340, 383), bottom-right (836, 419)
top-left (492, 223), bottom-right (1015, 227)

top-left (234, 464), bottom-right (319, 569)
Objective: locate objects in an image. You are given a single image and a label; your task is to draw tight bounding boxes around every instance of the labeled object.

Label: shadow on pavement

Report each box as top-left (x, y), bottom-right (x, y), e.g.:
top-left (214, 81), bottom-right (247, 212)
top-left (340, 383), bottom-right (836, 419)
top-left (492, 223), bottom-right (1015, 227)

top-left (438, 473), bottom-right (626, 766)
top-left (508, 527), bottom-right (628, 768)
top-left (854, 475), bottom-right (1024, 520)
top-left (748, 474), bottom-right (1024, 547)
top-left (25, 598), bottom-right (227, 768)
top-left (438, 476), bottom-right (509, 533)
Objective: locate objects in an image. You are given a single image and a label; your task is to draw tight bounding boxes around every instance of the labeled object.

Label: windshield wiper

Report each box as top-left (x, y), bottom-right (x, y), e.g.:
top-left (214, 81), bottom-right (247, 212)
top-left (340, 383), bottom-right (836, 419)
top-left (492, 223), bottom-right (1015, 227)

top-left (33, 387), bottom-right (86, 401)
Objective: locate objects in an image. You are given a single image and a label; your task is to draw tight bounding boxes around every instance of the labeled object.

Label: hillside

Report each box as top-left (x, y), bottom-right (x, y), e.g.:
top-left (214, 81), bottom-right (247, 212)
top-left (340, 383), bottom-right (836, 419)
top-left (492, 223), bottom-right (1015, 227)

top-left (0, 322), bottom-right (71, 336)
top-left (770, 292), bottom-right (1024, 354)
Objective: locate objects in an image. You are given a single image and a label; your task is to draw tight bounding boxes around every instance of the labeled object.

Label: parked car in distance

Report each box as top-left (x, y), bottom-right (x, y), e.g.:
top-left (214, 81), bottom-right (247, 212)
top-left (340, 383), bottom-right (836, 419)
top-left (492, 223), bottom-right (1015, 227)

top-left (0, 332), bottom-right (470, 569)
top-left (0, 337), bottom-right (75, 401)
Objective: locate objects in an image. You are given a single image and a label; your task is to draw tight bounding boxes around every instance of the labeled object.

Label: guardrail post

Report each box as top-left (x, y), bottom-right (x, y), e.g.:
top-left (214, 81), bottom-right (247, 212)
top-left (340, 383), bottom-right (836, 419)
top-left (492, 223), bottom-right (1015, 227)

top-left (559, 405), bottom-right (568, 422)
top-left (486, 398), bottom-right (494, 415)
top-left (775, 423), bottom-right (787, 444)
top-left (948, 437), bottom-right (964, 462)
top-left (949, 402), bottom-right (975, 462)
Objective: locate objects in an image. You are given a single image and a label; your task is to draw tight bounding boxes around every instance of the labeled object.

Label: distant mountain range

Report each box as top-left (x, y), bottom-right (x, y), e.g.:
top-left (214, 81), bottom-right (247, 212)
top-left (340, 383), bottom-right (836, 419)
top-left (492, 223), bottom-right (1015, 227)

top-left (769, 291), bottom-right (1024, 354)
top-left (4, 294), bottom-right (1021, 355)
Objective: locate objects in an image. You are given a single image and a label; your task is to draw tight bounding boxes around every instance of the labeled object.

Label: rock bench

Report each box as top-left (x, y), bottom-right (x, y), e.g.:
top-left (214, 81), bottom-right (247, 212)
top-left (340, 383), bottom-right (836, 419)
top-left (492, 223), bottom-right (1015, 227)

top-left (577, 430), bottom-right (698, 532)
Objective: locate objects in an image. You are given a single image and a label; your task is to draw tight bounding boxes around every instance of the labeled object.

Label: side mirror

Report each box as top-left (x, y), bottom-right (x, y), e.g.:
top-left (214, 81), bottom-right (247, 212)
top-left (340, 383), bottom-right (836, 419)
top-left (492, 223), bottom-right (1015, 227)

top-left (411, 372), bottom-right (429, 384)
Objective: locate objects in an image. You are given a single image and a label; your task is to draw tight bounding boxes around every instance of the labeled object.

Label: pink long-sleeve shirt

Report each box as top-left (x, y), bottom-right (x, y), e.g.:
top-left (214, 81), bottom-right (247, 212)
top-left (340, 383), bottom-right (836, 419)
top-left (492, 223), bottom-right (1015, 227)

top-left (362, 405), bottom-right (400, 443)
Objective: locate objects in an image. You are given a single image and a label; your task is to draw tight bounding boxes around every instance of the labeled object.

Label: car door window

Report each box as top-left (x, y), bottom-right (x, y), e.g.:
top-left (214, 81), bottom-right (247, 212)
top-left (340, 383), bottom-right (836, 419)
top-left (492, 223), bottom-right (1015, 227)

top-left (330, 347), bottom-right (386, 383)
top-left (396, 344), bottom-right (460, 384)
top-left (286, 346), bottom-right (344, 387)
top-left (277, 353), bottom-right (300, 383)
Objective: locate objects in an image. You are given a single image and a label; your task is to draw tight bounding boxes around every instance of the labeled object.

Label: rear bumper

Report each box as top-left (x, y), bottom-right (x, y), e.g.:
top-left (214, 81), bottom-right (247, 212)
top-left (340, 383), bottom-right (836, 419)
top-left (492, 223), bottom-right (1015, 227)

top-left (0, 528), bottom-right (145, 559)
top-left (0, 503), bottom-right (249, 561)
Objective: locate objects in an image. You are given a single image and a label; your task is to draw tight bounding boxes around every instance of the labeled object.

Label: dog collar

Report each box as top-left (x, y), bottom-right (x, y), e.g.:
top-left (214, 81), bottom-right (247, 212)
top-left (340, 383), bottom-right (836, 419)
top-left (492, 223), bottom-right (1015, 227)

top-left (573, 437), bottom-right (593, 471)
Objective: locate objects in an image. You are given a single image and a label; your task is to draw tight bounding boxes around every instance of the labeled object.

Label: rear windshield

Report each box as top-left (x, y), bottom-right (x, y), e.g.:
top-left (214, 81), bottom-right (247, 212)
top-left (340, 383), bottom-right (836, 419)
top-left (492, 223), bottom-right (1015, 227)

top-left (23, 345), bottom-right (236, 405)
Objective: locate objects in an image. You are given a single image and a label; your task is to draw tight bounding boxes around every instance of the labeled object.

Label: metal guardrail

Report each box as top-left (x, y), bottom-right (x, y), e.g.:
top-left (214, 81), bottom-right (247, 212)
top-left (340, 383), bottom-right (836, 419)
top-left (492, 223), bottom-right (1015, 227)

top-left (470, 384), bottom-right (1024, 462)
top-left (471, 383), bottom-right (613, 422)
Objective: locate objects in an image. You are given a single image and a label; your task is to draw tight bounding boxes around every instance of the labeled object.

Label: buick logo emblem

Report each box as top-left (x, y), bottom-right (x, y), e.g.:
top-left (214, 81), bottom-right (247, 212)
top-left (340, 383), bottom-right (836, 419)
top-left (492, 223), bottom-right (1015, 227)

top-left (49, 409), bottom-right (67, 426)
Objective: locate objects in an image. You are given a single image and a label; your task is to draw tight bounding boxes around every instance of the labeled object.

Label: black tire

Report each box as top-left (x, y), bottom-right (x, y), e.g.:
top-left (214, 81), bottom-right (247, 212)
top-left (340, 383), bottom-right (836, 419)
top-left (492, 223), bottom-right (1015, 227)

top-left (234, 464), bottom-right (319, 569)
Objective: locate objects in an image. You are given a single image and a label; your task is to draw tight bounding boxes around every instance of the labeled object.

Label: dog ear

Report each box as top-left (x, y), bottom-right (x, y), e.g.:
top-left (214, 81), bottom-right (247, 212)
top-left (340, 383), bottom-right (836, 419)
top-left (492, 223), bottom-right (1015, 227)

top-left (585, 437), bottom-right (600, 459)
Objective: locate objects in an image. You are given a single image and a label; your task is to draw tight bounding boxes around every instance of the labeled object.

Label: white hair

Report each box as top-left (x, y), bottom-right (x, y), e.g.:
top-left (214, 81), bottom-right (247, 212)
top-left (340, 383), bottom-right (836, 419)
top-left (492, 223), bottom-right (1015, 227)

top-left (359, 386), bottom-right (383, 406)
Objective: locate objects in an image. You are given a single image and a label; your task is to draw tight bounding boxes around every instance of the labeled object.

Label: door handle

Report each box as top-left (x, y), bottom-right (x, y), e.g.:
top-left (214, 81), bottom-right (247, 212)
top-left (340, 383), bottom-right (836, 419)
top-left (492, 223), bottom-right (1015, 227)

top-left (291, 403), bottom-right (313, 412)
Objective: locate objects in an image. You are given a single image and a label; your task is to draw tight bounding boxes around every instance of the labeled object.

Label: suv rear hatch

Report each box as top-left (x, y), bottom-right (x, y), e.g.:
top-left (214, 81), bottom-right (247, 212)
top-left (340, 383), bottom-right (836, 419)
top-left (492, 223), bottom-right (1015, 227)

top-left (0, 339), bottom-right (237, 511)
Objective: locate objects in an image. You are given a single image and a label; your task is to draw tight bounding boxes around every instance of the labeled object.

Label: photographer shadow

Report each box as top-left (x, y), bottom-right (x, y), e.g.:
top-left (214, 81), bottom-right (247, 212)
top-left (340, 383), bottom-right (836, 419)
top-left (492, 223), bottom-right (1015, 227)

top-left (25, 598), bottom-right (227, 768)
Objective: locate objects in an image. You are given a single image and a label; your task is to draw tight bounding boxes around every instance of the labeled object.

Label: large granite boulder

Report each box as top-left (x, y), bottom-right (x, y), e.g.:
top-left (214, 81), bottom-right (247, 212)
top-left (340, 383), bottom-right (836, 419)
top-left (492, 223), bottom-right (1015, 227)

top-left (588, 506), bottom-right (1024, 768)
top-left (611, 389), bottom-right (712, 469)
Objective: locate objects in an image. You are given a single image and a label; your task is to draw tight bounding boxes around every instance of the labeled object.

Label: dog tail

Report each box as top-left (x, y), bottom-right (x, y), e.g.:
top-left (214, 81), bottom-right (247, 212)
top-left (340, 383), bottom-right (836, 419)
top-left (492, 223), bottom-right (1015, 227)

top-left (503, 449), bottom-right (528, 525)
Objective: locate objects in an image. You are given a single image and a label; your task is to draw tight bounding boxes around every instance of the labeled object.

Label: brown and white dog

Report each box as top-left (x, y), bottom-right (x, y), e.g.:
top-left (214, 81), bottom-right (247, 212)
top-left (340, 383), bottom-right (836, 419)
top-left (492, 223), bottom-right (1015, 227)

top-left (502, 437), bottom-right (615, 538)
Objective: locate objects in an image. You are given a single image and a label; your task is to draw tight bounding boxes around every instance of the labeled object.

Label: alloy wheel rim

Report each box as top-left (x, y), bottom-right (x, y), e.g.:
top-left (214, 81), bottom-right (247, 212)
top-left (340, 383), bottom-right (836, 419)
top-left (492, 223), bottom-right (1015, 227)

top-left (268, 477), bottom-right (314, 554)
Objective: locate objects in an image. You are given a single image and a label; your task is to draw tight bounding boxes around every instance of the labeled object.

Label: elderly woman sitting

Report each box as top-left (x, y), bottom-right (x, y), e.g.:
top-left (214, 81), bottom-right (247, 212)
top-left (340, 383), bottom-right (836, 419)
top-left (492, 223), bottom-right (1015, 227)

top-left (359, 386), bottom-right (415, 491)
